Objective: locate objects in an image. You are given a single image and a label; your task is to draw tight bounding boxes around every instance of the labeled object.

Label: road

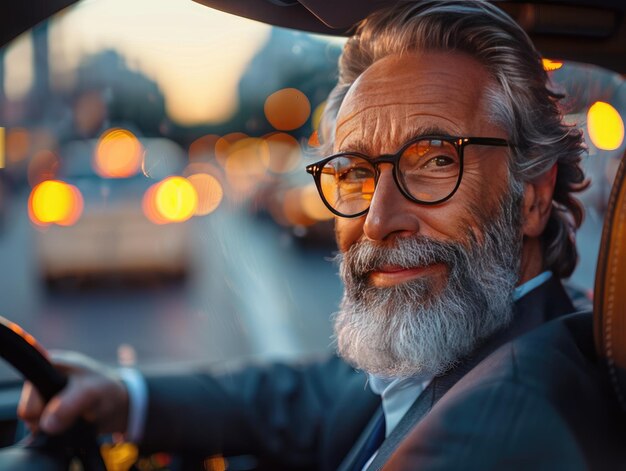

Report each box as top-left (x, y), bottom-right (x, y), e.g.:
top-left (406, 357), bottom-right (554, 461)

top-left (0, 189), bottom-right (343, 382)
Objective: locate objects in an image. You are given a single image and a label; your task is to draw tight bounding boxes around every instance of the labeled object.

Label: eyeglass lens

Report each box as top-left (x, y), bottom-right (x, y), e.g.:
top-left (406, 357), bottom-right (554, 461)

top-left (319, 138), bottom-right (461, 216)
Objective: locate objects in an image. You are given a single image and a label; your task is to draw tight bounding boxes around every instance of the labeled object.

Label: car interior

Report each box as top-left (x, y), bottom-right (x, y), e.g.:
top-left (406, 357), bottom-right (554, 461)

top-left (0, 0), bottom-right (624, 469)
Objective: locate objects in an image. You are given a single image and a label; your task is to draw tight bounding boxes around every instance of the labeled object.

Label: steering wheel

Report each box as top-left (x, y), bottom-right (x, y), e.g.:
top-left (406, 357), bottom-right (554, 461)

top-left (0, 316), bottom-right (107, 470)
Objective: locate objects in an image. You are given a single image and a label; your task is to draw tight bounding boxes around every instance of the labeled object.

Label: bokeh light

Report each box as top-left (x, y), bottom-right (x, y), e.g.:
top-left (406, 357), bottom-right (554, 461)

top-left (264, 88), bottom-right (311, 131)
top-left (28, 150), bottom-right (60, 187)
top-left (189, 134), bottom-right (220, 163)
top-left (215, 132), bottom-right (248, 167)
top-left (301, 183), bottom-right (334, 221)
top-left (28, 180), bottom-right (83, 226)
top-left (204, 455), bottom-right (227, 471)
top-left (100, 442), bottom-right (139, 471)
top-left (587, 101), bottom-right (625, 151)
top-left (0, 128), bottom-right (5, 169)
top-left (6, 128), bottom-right (31, 164)
top-left (282, 187), bottom-right (316, 227)
top-left (183, 161), bottom-right (222, 179)
top-left (542, 58), bottom-right (563, 71)
top-left (155, 176), bottom-right (198, 223)
top-left (308, 130), bottom-right (320, 148)
top-left (187, 173), bottom-right (224, 215)
top-left (93, 128), bottom-right (143, 178)
top-left (311, 101), bottom-right (326, 130)
top-left (224, 138), bottom-right (270, 197)
top-left (142, 183), bottom-right (167, 225)
top-left (263, 132), bottom-right (301, 174)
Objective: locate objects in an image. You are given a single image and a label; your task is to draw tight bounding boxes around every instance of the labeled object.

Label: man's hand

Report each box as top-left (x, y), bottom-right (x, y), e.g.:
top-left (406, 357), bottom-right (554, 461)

top-left (17, 351), bottom-right (129, 436)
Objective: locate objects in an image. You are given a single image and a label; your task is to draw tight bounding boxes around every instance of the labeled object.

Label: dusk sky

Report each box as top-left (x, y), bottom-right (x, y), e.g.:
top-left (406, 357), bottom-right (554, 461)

top-left (5, 0), bottom-right (275, 125)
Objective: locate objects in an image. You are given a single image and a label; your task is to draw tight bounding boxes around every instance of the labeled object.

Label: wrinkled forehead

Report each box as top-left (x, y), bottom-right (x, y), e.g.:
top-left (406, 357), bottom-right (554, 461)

top-left (334, 52), bottom-right (500, 154)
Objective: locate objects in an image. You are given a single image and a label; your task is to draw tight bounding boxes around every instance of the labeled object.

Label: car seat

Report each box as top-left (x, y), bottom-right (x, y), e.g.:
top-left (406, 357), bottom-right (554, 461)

top-left (594, 149), bottom-right (626, 413)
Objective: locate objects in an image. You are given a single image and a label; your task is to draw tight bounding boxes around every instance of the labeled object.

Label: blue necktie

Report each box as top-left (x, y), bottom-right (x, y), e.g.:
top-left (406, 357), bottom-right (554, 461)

top-left (352, 412), bottom-right (386, 471)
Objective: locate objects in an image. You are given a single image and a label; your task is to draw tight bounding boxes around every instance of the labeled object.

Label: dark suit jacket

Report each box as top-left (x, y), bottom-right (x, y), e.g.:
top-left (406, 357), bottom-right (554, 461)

top-left (140, 278), bottom-right (624, 470)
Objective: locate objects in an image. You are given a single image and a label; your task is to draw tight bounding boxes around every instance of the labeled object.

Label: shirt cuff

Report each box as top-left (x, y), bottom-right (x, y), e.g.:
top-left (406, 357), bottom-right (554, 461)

top-left (119, 367), bottom-right (148, 443)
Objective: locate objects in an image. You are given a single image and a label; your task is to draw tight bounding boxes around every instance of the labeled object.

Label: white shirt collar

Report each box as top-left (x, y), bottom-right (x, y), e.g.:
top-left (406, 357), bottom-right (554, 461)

top-left (513, 270), bottom-right (552, 301)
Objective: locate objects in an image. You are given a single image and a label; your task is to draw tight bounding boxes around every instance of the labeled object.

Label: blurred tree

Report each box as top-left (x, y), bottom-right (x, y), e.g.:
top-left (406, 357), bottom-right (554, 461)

top-left (237, 28), bottom-right (341, 137)
top-left (31, 22), bottom-right (50, 120)
top-left (73, 50), bottom-right (167, 137)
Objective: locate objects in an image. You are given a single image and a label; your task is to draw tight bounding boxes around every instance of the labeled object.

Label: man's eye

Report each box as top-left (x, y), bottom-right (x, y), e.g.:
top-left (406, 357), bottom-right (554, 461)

top-left (338, 167), bottom-right (372, 181)
top-left (422, 156), bottom-right (455, 168)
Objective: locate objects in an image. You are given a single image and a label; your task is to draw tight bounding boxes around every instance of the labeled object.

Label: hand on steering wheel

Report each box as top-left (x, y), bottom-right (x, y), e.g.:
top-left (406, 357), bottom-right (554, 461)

top-left (0, 316), bottom-right (125, 470)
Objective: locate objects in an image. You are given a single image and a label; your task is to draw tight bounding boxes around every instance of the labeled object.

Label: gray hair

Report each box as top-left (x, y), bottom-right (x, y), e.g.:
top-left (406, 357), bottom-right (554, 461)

top-left (319, 0), bottom-right (587, 278)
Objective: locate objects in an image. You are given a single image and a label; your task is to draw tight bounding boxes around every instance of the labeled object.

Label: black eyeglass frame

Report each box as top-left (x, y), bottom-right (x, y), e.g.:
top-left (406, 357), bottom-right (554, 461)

top-left (306, 135), bottom-right (511, 218)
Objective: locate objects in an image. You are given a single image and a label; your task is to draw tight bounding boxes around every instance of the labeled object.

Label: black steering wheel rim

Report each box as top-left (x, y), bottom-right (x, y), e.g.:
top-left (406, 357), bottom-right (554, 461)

top-left (0, 316), bottom-right (106, 470)
top-left (0, 317), bottom-right (68, 401)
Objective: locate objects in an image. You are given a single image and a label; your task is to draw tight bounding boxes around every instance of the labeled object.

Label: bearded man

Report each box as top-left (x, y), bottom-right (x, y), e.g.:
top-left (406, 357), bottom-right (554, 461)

top-left (18, 1), bottom-right (622, 469)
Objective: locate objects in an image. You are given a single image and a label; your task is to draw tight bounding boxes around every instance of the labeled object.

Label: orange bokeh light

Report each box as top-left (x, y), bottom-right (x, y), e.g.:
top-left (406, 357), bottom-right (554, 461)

top-left (308, 130), bottom-right (320, 148)
top-left (143, 183), bottom-right (167, 224)
top-left (93, 128), bottom-right (143, 178)
top-left (263, 132), bottom-right (301, 174)
top-left (204, 455), bottom-right (227, 471)
top-left (187, 173), bottom-right (224, 216)
top-left (215, 132), bottom-right (248, 168)
top-left (189, 134), bottom-right (220, 163)
top-left (183, 161), bottom-right (222, 179)
top-left (6, 128), bottom-right (30, 164)
top-left (143, 176), bottom-right (197, 224)
top-left (264, 88), bottom-right (311, 131)
top-left (283, 187), bottom-right (316, 227)
top-left (28, 180), bottom-right (83, 226)
top-left (0, 127), bottom-right (5, 169)
top-left (542, 58), bottom-right (563, 71)
top-left (301, 183), bottom-right (334, 221)
top-left (224, 138), bottom-right (270, 197)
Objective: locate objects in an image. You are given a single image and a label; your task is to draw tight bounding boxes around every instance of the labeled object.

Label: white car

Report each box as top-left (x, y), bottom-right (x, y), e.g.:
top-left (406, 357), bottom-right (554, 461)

top-left (35, 136), bottom-right (191, 286)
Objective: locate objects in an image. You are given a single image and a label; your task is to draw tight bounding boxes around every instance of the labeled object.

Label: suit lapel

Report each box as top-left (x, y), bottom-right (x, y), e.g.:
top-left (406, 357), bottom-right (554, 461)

top-left (366, 340), bottom-right (496, 470)
top-left (323, 374), bottom-right (380, 471)
top-left (336, 408), bottom-right (385, 471)
top-left (362, 277), bottom-right (576, 470)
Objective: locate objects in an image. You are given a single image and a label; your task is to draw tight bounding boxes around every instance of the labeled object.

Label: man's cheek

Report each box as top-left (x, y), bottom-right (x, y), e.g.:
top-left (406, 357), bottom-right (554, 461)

top-left (445, 188), bottom-right (497, 247)
top-left (334, 217), bottom-right (366, 252)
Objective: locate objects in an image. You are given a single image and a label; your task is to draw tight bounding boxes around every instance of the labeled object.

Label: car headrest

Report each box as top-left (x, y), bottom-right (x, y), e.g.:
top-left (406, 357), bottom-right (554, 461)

top-left (594, 151), bottom-right (626, 412)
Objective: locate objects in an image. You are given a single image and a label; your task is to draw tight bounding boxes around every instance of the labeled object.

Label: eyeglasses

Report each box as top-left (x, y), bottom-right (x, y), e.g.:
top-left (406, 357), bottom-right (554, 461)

top-left (306, 135), bottom-right (510, 218)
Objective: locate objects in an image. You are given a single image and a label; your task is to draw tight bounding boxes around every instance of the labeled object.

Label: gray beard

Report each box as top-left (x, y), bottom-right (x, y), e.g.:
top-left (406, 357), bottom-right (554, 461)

top-left (333, 189), bottom-right (523, 379)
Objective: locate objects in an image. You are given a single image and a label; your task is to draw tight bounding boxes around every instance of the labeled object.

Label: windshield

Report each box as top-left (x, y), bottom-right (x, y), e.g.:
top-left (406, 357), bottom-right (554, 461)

top-left (0, 0), bottom-right (623, 384)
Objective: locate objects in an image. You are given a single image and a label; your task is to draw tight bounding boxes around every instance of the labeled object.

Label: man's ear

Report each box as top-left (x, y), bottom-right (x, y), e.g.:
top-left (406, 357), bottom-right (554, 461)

top-left (521, 164), bottom-right (557, 237)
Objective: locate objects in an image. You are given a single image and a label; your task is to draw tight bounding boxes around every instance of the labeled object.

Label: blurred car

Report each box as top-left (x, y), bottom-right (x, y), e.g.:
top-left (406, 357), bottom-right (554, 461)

top-left (32, 135), bottom-right (191, 287)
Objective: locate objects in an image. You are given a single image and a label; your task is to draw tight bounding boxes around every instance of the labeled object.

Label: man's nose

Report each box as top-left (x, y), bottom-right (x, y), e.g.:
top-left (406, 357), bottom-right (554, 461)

top-left (363, 165), bottom-right (421, 242)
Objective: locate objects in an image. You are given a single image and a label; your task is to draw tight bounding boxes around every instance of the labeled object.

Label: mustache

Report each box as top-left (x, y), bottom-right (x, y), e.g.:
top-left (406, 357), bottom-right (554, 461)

top-left (335, 235), bottom-right (472, 278)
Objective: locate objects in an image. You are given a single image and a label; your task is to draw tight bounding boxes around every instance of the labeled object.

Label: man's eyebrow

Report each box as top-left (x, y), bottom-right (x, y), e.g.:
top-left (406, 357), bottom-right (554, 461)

top-left (337, 125), bottom-right (457, 155)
